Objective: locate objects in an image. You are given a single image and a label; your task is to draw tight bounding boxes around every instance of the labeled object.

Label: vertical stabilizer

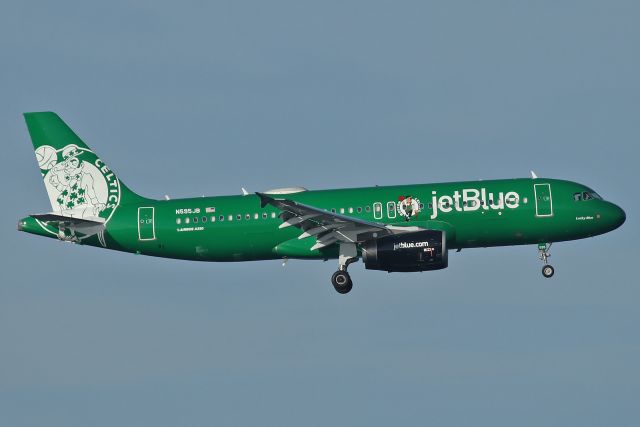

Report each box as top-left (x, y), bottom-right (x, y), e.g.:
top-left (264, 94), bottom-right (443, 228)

top-left (24, 112), bottom-right (144, 222)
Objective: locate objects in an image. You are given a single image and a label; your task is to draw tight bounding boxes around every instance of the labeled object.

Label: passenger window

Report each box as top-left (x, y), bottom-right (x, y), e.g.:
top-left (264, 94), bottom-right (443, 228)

top-left (254, 213), bottom-right (259, 219)
top-left (262, 213), bottom-right (267, 219)
top-left (271, 212), bottom-right (276, 218)
top-left (348, 207), bottom-right (354, 213)
top-left (185, 218), bottom-right (190, 224)
top-left (228, 215), bottom-right (233, 221)
top-left (176, 218), bottom-right (181, 225)
top-left (211, 216), bottom-right (216, 222)
top-left (365, 206), bottom-right (371, 212)
top-left (373, 202), bottom-right (383, 220)
top-left (245, 213), bottom-right (250, 220)
top-left (331, 208), bottom-right (336, 213)
top-left (193, 217), bottom-right (198, 223)
top-left (357, 207), bottom-right (362, 213)
top-left (202, 216), bottom-right (207, 222)
top-left (219, 215), bottom-right (224, 222)
top-left (237, 214), bottom-right (242, 220)
top-left (386, 201), bottom-right (396, 219)
top-left (340, 208), bottom-right (345, 214)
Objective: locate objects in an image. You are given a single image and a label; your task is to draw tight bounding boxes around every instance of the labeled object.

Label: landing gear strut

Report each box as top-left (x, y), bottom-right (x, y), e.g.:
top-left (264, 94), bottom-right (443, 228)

top-left (331, 243), bottom-right (358, 294)
top-left (538, 243), bottom-right (554, 278)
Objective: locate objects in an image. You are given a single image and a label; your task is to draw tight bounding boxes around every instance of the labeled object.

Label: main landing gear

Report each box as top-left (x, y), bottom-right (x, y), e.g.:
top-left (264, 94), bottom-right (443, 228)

top-left (538, 243), bottom-right (554, 278)
top-left (331, 243), bottom-right (358, 294)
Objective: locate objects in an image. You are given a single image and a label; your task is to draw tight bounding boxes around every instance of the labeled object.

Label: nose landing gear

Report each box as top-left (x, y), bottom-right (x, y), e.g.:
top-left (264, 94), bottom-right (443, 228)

top-left (538, 243), bottom-right (554, 278)
top-left (542, 264), bottom-right (555, 278)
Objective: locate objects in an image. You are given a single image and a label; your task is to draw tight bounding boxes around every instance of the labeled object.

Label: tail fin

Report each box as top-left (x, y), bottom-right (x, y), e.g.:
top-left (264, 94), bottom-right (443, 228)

top-left (24, 112), bottom-right (144, 222)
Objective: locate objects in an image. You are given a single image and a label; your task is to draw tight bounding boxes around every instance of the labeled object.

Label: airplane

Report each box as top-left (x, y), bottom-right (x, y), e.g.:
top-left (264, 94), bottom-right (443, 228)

top-left (18, 112), bottom-right (626, 294)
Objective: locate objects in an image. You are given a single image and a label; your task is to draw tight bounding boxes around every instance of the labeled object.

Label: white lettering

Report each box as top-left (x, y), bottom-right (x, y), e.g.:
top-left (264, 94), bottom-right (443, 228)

top-left (425, 187), bottom-right (519, 218)
top-left (463, 189), bottom-right (481, 211)
top-left (504, 191), bottom-right (519, 209)
top-left (489, 192), bottom-right (504, 210)
top-left (452, 191), bottom-right (462, 212)
top-left (439, 195), bottom-right (453, 213)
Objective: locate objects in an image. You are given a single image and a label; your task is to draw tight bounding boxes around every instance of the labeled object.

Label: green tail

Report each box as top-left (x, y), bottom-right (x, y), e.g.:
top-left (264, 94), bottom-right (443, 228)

top-left (24, 112), bottom-right (145, 221)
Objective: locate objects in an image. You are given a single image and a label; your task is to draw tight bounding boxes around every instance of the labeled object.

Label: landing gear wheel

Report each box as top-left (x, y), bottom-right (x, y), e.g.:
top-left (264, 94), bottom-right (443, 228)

top-left (542, 265), bottom-right (555, 278)
top-left (331, 270), bottom-right (353, 294)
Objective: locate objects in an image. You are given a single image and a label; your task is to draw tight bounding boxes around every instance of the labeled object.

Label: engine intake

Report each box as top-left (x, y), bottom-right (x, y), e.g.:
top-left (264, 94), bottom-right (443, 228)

top-left (362, 230), bottom-right (448, 272)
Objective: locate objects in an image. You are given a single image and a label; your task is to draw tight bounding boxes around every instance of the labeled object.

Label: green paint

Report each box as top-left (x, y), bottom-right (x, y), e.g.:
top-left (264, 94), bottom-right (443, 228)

top-left (19, 112), bottom-right (626, 285)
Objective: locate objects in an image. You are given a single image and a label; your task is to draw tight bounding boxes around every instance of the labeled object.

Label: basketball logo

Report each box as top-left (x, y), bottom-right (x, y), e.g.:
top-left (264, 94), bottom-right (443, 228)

top-left (35, 145), bottom-right (57, 170)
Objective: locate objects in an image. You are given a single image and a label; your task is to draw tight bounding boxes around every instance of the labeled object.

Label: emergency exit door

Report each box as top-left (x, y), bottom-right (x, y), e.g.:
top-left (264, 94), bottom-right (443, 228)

top-left (138, 207), bottom-right (156, 240)
top-left (534, 183), bottom-right (553, 217)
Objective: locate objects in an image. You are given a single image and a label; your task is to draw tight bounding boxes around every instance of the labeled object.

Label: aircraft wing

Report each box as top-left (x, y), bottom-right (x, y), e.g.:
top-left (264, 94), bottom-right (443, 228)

top-left (256, 192), bottom-right (422, 251)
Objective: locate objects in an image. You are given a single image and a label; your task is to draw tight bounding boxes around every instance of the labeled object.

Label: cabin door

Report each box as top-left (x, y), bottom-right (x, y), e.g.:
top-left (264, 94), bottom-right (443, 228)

top-left (138, 206), bottom-right (156, 240)
top-left (534, 183), bottom-right (553, 217)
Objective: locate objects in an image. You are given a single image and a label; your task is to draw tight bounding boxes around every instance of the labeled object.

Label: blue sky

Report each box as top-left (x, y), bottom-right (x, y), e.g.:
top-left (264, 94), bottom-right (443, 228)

top-left (1, 1), bottom-right (638, 425)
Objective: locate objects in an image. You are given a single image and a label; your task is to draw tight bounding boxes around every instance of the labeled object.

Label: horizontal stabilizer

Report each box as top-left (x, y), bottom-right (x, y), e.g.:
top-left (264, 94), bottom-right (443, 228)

top-left (30, 213), bottom-right (105, 227)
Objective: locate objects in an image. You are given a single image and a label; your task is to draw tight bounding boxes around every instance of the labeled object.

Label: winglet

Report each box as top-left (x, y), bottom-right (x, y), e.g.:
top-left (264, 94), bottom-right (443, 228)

top-left (530, 170), bottom-right (538, 179)
top-left (241, 187), bottom-right (249, 196)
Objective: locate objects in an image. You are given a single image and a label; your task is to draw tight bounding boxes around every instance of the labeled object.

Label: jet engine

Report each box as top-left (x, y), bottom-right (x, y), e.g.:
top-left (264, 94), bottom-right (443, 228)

top-left (361, 230), bottom-right (448, 272)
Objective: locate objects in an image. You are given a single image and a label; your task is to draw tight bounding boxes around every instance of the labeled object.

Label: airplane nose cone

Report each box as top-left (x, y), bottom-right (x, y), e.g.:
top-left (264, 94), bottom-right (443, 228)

top-left (608, 203), bottom-right (626, 230)
top-left (602, 202), bottom-right (627, 231)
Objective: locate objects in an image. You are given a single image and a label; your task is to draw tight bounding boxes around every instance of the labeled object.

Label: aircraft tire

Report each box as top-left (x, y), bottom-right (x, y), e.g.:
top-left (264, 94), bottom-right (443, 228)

top-left (542, 265), bottom-right (555, 278)
top-left (331, 271), bottom-right (353, 294)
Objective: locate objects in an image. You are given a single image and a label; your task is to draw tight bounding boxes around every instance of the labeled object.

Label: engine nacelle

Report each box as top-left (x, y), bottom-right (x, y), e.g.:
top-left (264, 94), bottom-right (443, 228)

top-left (361, 230), bottom-right (448, 272)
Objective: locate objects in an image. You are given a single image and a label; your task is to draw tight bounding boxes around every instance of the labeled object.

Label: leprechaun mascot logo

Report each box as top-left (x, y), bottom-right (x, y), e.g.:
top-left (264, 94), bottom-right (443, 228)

top-left (35, 144), bottom-right (121, 223)
top-left (398, 195), bottom-right (421, 221)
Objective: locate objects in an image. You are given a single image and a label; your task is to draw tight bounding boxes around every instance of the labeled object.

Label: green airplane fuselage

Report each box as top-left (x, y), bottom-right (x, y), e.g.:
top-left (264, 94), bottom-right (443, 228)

top-left (17, 111), bottom-right (625, 282)
top-left (20, 178), bottom-right (625, 262)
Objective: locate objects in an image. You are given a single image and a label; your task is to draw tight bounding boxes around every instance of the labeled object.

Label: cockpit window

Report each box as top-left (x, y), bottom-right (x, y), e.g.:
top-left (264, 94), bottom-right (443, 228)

top-left (575, 191), bottom-right (602, 202)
